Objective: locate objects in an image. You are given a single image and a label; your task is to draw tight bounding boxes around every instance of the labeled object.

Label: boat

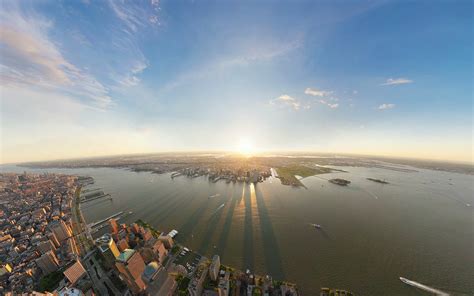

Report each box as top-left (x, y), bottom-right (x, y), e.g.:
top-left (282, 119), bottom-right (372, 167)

top-left (311, 223), bottom-right (321, 229)
top-left (399, 277), bottom-right (449, 296)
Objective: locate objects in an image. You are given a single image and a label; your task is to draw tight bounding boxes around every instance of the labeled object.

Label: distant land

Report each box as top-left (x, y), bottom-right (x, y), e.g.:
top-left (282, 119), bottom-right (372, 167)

top-left (16, 153), bottom-right (474, 182)
top-left (17, 152), bottom-right (474, 175)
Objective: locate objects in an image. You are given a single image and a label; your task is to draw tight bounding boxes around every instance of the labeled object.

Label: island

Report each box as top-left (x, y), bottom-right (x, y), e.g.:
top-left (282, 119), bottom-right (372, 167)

top-left (366, 178), bottom-right (389, 184)
top-left (276, 165), bottom-right (334, 187)
top-left (329, 178), bottom-right (351, 186)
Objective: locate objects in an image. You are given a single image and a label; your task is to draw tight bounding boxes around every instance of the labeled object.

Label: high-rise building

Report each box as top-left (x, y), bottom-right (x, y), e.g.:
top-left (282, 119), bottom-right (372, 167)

top-left (48, 233), bottom-right (60, 248)
top-left (141, 261), bottom-right (161, 284)
top-left (109, 218), bottom-right (119, 234)
top-left (49, 220), bottom-right (71, 243)
top-left (209, 255), bottom-right (221, 281)
top-left (115, 249), bottom-right (147, 294)
top-left (0, 264), bottom-right (12, 277)
top-left (158, 234), bottom-right (174, 249)
top-left (63, 260), bottom-right (86, 285)
top-left (95, 234), bottom-right (120, 268)
top-left (37, 240), bottom-right (56, 254)
top-left (117, 239), bottom-right (130, 252)
top-left (35, 251), bottom-right (59, 275)
top-left (188, 266), bottom-right (207, 296)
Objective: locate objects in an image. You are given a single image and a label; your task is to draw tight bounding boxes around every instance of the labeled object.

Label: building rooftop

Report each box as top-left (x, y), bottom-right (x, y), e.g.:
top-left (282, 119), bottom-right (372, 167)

top-left (142, 261), bottom-right (160, 281)
top-left (117, 248), bottom-right (135, 263)
top-left (63, 260), bottom-right (86, 285)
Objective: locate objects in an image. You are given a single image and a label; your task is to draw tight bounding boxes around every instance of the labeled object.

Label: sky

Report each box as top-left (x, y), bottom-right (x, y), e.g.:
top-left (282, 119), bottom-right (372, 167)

top-left (0, 0), bottom-right (472, 164)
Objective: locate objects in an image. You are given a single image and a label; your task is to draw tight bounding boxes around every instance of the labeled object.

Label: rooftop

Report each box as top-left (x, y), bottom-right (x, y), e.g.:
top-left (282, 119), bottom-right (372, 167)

top-left (117, 249), bottom-right (135, 263)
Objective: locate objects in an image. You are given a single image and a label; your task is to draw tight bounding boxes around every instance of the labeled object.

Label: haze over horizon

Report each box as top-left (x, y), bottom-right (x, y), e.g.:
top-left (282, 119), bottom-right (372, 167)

top-left (1, 0), bottom-right (473, 164)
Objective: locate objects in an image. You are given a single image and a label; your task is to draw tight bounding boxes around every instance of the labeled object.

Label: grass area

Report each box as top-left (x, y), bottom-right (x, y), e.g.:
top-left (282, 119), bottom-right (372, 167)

top-left (171, 245), bottom-right (181, 255)
top-left (276, 165), bottom-right (333, 187)
top-left (135, 219), bottom-right (161, 237)
top-left (253, 287), bottom-right (263, 296)
top-left (38, 270), bottom-right (64, 292)
top-left (177, 276), bottom-right (191, 295)
top-left (203, 275), bottom-right (218, 290)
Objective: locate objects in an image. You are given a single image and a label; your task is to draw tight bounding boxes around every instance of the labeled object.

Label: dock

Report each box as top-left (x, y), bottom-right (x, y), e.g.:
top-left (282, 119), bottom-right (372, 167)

top-left (89, 211), bottom-right (123, 228)
top-left (80, 194), bottom-right (111, 204)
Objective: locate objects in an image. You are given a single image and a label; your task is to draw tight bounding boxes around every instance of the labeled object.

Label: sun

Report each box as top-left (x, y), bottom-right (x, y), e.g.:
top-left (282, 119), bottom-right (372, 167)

top-left (237, 138), bottom-right (255, 155)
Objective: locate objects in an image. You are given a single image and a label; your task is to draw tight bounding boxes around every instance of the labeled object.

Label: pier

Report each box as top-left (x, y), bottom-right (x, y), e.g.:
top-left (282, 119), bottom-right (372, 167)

top-left (89, 211), bottom-right (123, 228)
top-left (82, 187), bottom-right (102, 194)
top-left (80, 193), bottom-right (111, 204)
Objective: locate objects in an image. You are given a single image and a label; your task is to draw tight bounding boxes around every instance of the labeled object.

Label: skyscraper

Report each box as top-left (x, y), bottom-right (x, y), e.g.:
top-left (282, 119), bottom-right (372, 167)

top-left (37, 240), bottom-right (56, 254)
top-left (209, 255), bottom-right (221, 281)
top-left (49, 220), bottom-right (72, 243)
top-left (109, 218), bottom-right (119, 234)
top-left (115, 249), bottom-right (147, 294)
top-left (95, 234), bottom-right (120, 268)
top-left (35, 251), bottom-right (59, 275)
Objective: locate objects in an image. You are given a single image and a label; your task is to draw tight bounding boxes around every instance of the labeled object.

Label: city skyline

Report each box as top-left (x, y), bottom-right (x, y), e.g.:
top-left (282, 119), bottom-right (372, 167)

top-left (1, 0), bottom-right (473, 164)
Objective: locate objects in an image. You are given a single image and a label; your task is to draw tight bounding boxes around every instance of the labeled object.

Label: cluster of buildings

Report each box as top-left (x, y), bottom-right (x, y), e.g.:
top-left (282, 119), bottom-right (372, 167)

top-left (175, 167), bottom-right (272, 184)
top-left (0, 172), bottom-right (86, 294)
top-left (0, 172), bottom-right (300, 296)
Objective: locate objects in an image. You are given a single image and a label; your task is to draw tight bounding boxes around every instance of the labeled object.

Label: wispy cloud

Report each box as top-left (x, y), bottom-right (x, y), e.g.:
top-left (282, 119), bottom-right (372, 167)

top-left (220, 38), bottom-right (303, 67)
top-left (304, 87), bottom-right (333, 97)
top-left (317, 99), bottom-right (339, 109)
top-left (270, 94), bottom-right (305, 110)
top-left (304, 87), bottom-right (339, 108)
top-left (378, 103), bottom-right (395, 110)
top-left (118, 60), bottom-right (148, 87)
top-left (107, 0), bottom-right (162, 33)
top-left (381, 78), bottom-right (413, 85)
top-left (162, 37), bottom-right (303, 92)
top-left (0, 4), bottom-right (112, 108)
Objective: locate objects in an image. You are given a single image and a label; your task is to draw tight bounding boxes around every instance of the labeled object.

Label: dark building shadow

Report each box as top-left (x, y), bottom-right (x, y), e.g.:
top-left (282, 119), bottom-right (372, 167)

top-left (255, 185), bottom-right (285, 279)
top-left (197, 189), bottom-right (235, 254)
top-left (243, 184), bottom-right (254, 271)
top-left (139, 192), bottom-right (180, 222)
top-left (178, 192), bottom-right (227, 242)
top-left (154, 186), bottom-right (201, 224)
top-left (318, 228), bottom-right (331, 240)
top-left (215, 185), bottom-right (242, 256)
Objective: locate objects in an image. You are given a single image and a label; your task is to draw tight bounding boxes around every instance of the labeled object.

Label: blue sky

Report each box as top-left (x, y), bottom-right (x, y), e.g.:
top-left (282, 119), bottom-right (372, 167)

top-left (0, 0), bottom-right (472, 163)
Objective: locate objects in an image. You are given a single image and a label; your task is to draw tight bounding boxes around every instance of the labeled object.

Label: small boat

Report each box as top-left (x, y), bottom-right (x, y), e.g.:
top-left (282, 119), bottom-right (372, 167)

top-left (311, 223), bottom-right (321, 229)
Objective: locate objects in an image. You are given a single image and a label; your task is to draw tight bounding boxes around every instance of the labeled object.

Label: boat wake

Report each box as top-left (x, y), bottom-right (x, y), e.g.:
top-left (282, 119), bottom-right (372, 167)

top-left (211, 203), bottom-right (225, 215)
top-left (400, 277), bottom-right (449, 296)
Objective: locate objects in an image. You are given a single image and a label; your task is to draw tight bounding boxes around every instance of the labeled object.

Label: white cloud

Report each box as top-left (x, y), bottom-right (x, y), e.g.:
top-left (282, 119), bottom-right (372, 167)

top-left (378, 103), bottom-right (395, 110)
top-left (382, 78), bottom-right (413, 85)
top-left (304, 87), bottom-right (333, 97)
top-left (0, 4), bottom-right (112, 108)
top-left (271, 94), bottom-right (305, 110)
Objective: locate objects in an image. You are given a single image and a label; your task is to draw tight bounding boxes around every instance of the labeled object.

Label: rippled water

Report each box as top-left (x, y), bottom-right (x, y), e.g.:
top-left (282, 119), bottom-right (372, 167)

top-left (2, 164), bottom-right (473, 295)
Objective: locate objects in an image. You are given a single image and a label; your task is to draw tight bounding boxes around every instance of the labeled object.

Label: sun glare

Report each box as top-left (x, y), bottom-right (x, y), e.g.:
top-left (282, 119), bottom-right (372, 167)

top-left (237, 138), bottom-right (255, 155)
